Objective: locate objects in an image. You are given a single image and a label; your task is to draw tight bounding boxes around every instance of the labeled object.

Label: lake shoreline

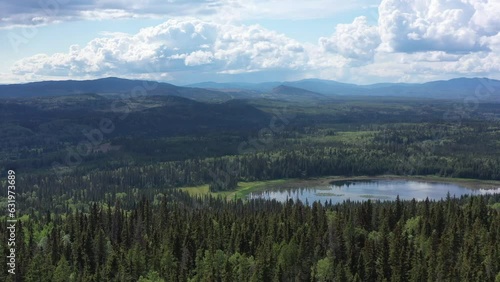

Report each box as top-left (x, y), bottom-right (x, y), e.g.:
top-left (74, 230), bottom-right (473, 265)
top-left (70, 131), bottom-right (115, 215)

top-left (181, 175), bottom-right (500, 201)
top-left (246, 175), bottom-right (500, 203)
top-left (253, 175), bottom-right (500, 192)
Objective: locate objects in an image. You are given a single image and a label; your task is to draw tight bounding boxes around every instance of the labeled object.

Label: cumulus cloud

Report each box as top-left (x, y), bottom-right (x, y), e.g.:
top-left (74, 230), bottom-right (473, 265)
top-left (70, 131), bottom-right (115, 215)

top-left (469, 1), bottom-right (500, 35)
top-left (184, 50), bottom-right (214, 66)
top-left (11, 19), bottom-right (309, 80)
top-left (5, 1), bottom-right (500, 84)
top-left (319, 16), bottom-right (380, 63)
top-left (377, 0), bottom-right (498, 53)
top-left (354, 0), bottom-right (500, 82)
top-left (0, 0), bottom-right (377, 28)
top-left (0, 0), bottom-right (225, 28)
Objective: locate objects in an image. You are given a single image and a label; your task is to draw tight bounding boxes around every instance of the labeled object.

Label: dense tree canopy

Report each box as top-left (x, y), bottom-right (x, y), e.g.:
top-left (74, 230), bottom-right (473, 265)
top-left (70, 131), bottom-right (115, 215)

top-left (2, 95), bottom-right (500, 281)
top-left (1, 192), bottom-right (500, 281)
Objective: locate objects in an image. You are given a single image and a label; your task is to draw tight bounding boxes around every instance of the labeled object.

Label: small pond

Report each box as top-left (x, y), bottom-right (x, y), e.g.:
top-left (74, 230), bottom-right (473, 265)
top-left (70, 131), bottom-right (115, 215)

top-left (248, 179), bottom-right (500, 204)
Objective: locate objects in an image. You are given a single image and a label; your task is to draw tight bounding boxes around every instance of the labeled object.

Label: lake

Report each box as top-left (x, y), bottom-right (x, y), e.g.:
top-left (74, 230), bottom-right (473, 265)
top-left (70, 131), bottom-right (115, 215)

top-left (247, 179), bottom-right (500, 204)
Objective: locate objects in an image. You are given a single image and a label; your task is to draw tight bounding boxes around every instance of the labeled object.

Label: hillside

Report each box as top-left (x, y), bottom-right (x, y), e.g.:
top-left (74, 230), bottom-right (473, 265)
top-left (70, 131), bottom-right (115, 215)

top-left (0, 77), bottom-right (232, 102)
top-left (2, 77), bottom-right (500, 102)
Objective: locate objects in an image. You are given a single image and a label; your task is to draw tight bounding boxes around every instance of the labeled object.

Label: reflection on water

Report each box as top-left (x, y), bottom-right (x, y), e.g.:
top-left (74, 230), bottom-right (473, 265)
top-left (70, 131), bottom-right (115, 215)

top-left (248, 180), bottom-right (500, 204)
top-left (478, 187), bottom-right (500, 194)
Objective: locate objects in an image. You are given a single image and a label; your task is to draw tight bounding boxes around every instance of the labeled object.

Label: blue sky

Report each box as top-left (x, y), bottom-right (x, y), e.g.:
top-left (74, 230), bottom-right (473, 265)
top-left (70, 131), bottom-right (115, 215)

top-left (1, 0), bottom-right (499, 85)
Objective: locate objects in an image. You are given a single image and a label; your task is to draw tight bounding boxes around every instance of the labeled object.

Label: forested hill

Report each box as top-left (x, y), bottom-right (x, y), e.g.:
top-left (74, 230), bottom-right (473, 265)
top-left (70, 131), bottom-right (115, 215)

top-left (0, 94), bottom-right (271, 172)
top-left (2, 77), bottom-right (500, 100)
top-left (1, 191), bottom-right (499, 281)
top-left (0, 77), bottom-right (233, 102)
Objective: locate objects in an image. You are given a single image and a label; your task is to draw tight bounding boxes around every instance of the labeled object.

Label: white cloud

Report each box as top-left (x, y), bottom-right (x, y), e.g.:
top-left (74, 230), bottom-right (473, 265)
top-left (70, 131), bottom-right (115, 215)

top-left (442, 52), bottom-right (500, 74)
top-left (184, 50), bottom-right (213, 66)
top-left (319, 16), bottom-right (380, 63)
top-left (5, 1), bottom-right (500, 84)
top-left (482, 32), bottom-right (500, 51)
top-left (211, 24), bottom-right (309, 71)
top-left (377, 0), bottom-right (498, 53)
top-left (0, 0), bottom-right (219, 28)
top-left (469, 1), bottom-right (500, 35)
top-left (0, 0), bottom-right (377, 28)
top-left (11, 19), bottom-right (309, 81)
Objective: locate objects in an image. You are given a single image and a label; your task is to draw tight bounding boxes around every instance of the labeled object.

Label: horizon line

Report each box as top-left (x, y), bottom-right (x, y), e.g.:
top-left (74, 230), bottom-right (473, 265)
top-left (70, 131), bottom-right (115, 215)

top-left (0, 75), bottom-right (496, 87)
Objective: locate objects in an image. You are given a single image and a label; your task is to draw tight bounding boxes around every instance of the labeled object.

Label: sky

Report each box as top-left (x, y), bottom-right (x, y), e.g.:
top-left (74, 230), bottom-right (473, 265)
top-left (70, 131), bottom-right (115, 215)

top-left (1, 0), bottom-right (499, 85)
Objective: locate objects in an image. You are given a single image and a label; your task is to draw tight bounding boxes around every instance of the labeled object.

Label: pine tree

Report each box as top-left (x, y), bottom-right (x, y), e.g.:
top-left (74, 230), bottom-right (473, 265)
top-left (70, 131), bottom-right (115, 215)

top-left (52, 257), bottom-right (71, 282)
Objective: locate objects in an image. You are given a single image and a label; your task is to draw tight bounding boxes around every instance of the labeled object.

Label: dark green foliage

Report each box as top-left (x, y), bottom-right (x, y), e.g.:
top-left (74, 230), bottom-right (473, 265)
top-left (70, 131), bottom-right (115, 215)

top-left (2, 94), bottom-right (500, 281)
top-left (2, 193), bottom-right (499, 281)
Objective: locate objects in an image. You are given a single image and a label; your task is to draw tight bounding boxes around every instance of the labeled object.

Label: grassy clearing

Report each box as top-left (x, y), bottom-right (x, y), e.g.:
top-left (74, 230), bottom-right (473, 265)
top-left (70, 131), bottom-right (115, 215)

top-left (180, 184), bottom-right (211, 197)
top-left (180, 179), bottom-right (289, 200)
top-left (303, 131), bottom-right (376, 145)
top-left (226, 179), bottom-right (288, 199)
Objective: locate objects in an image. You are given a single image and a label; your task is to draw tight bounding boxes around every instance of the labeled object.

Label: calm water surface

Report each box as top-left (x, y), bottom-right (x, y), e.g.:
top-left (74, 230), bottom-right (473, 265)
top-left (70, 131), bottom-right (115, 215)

top-left (248, 180), bottom-right (500, 204)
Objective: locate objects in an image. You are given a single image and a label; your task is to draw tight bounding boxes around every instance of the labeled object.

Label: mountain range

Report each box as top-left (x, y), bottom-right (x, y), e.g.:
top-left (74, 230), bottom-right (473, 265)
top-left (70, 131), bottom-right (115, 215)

top-left (1, 77), bottom-right (499, 101)
top-left (187, 77), bottom-right (500, 100)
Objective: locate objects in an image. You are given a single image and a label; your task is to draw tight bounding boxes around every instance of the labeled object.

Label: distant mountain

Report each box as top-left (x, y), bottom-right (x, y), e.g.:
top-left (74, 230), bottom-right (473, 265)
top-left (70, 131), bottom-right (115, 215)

top-left (185, 81), bottom-right (281, 92)
top-left (1, 77), bottom-right (499, 101)
top-left (187, 81), bottom-right (282, 92)
top-left (0, 77), bottom-right (163, 97)
top-left (420, 77), bottom-right (500, 97)
top-left (270, 85), bottom-right (327, 100)
top-left (0, 77), bottom-right (232, 102)
top-left (191, 77), bottom-right (500, 100)
top-left (361, 77), bottom-right (500, 99)
top-left (282, 79), bottom-right (358, 95)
